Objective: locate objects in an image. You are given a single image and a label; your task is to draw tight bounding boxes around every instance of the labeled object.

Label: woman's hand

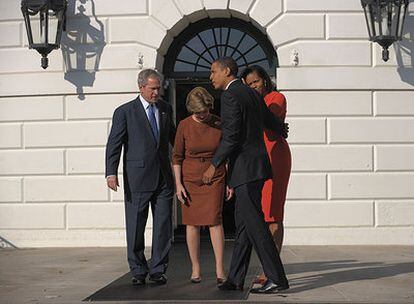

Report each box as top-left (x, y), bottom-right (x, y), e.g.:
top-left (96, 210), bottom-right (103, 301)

top-left (202, 164), bottom-right (216, 184)
top-left (225, 186), bottom-right (234, 201)
top-left (176, 183), bottom-right (190, 204)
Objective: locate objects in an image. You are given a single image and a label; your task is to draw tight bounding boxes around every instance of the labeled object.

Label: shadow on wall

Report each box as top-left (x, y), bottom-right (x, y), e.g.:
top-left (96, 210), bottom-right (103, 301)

top-left (396, 0), bottom-right (414, 85)
top-left (61, 0), bottom-right (106, 100)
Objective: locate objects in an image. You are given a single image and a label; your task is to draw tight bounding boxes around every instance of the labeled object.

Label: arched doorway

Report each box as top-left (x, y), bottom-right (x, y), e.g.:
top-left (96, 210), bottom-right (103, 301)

top-left (164, 17), bottom-right (278, 240)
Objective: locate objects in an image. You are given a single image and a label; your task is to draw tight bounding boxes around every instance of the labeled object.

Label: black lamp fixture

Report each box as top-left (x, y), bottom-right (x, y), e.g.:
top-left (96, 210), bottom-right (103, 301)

top-left (21, 0), bottom-right (67, 69)
top-left (361, 0), bottom-right (409, 62)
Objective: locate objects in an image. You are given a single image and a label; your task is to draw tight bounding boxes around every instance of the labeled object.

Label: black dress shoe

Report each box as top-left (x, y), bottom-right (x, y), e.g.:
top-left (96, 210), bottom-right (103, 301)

top-left (131, 275), bottom-right (146, 285)
top-left (217, 280), bottom-right (243, 291)
top-left (149, 273), bottom-right (167, 285)
top-left (250, 279), bottom-right (289, 294)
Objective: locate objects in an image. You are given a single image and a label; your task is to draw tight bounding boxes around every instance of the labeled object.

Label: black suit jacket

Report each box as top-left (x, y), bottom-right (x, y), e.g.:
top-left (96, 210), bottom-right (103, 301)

top-left (105, 96), bottom-right (176, 193)
top-left (211, 80), bottom-right (286, 188)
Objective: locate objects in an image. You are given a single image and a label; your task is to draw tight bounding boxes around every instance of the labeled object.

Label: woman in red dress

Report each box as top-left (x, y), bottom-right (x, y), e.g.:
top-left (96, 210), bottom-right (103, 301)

top-left (241, 65), bottom-right (291, 280)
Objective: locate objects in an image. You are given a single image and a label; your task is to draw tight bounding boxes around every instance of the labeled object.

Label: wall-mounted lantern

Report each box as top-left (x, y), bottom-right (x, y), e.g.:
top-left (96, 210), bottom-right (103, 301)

top-left (21, 0), bottom-right (67, 69)
top-left (361, 0), bottom-right (409, 62)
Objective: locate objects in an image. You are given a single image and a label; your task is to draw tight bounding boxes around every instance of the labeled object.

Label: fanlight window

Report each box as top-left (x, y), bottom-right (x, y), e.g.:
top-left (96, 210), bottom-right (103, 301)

top-left (175, 27), bottom-right (269, 72)
top-left (164, 18), bottom-right (277, 78)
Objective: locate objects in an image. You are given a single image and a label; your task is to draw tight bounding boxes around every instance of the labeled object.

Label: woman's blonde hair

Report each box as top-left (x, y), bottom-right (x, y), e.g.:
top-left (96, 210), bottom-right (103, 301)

top-left (186, 86), bottom-right (214, 113)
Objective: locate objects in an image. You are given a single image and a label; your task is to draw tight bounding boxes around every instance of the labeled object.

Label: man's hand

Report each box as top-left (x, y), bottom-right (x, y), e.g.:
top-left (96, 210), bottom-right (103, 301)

top-left (202, 164), bottom-right (216, 184)
top-left (225, 186), bottom-right (234, 201)
top-left (107, 176), bottom-right (119, 191)
top-left (176, 183), bottom-right (190, 205)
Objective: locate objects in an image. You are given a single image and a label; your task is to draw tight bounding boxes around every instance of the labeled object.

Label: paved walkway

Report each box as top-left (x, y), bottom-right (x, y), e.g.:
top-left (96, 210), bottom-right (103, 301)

top-left (1, 245), bottom-right (413, 303)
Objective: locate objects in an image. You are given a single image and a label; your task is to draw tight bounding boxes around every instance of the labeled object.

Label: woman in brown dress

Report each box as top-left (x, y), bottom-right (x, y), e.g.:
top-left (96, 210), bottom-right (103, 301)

top-left (172, 87), bottom-right (232, 284)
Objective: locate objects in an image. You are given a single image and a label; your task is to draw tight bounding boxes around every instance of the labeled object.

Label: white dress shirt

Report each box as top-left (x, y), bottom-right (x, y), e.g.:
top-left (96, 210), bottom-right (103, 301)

top-left (225, 78), bottom-right (238, 90)
top-left (139, 95), bottom-right (160, 129)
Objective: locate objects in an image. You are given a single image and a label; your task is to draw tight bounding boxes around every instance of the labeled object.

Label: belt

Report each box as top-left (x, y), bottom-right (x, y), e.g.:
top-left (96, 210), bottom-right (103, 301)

top-left (186, 156), bottom-right (213, 162)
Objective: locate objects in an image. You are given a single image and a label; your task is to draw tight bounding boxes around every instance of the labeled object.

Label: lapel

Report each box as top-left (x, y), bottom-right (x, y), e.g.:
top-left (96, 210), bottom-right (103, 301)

top-left (158, 100), bottom-right (168, 144)
top-left (133, 96), bottom-right (157, 147)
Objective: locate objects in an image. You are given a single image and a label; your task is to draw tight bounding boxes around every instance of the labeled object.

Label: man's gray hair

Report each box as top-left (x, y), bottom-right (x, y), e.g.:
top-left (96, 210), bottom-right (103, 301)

top-left (137, 69), bottom-right (163, 87)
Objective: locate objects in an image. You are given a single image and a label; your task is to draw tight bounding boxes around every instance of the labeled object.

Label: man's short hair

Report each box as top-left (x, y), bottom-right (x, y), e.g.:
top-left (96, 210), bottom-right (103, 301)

top-left (213, 57), bottom-right (238, 77)
top-left (137, 69), bottom-right (162, 87)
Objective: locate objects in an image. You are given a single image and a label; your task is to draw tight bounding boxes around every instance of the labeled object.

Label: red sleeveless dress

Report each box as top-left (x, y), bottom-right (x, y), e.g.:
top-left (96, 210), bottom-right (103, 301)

top-left (261, 91), bottom-right (291, 222)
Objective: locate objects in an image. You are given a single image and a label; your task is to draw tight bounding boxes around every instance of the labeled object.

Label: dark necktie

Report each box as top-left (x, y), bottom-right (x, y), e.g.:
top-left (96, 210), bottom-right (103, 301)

top-left (148, 104), bottom-right (159, 142)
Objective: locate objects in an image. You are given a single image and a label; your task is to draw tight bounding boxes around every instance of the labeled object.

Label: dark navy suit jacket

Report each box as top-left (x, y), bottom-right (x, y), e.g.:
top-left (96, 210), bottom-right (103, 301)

top-left (105, 96), bottom-right (176, 193)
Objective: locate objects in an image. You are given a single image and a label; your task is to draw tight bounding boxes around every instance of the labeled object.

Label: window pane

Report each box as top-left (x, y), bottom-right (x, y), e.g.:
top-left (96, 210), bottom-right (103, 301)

top-left (244, 45), bottom-right (266, 63)
top-left (200, 49), bottom-right (215, 62)
top-left (237, 34), bottom-right (256, 54)
top-left (177, 46), bottom-right (199, 62)
top-left (198, 29), bottom-right (215, 48)
top-left (197, 57), bottom-right (212, 69)
top-left (186, 35), bottom-right (206, 54)
top-left (174, 61), bottom-right (195, 72)
top-left (252, 59), bottom-right (270, 70)
top-left (227, 29), bottom-right (244, 48)
top-left (236, 56), bottom-right (247, 67)
top-left (224, 45), bottom-right (237, 57)
top-left (196, 65), bottom-right (210, 72)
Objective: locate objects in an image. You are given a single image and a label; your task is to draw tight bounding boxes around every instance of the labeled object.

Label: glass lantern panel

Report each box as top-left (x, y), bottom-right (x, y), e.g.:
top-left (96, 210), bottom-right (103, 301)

top-left (47, 11), bottom-right (59, 45)
top-left (363, 5), bottom-right (375, 37)
top-left (397, 2), bottom-right (408, 38)
top-left (28, 13), bottom-right (46, 44)
top-left (368, 5), bottom-right (378, 37)
top-left (27, 9), bottom-right (60, 45)
top-left (377, 4), bottom-right (387, 36)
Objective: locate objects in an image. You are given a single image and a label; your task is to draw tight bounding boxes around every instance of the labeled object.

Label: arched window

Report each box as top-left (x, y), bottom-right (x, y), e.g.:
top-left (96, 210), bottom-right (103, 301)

top-left (163, 18), bottom-right (278, 79)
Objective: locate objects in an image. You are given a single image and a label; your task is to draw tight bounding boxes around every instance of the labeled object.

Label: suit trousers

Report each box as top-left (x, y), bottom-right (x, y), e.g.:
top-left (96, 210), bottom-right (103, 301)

top-left (228, 179), bottom-right (288, 286)
top-left (124, 173), bottom-right (173, 277)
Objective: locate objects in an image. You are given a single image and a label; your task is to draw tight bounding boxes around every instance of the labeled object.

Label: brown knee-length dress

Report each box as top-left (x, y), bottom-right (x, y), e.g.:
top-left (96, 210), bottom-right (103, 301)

top-left (172, 114), bottom-right (226, 226)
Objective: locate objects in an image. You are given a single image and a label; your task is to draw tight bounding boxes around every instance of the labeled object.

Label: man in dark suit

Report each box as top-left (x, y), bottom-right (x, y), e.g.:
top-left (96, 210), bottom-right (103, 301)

top-left (105, 69), bottom-right (175, 286)
top-left (202, 57), bottom-right (289, 294)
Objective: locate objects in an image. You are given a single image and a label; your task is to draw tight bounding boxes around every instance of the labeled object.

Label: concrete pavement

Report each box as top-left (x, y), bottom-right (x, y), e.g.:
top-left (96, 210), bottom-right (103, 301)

top-left (1, 245), bottom-right (413, 304)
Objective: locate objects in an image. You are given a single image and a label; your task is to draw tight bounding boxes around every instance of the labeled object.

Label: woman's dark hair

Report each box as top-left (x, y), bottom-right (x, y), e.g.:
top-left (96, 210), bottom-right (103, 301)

top-left (240, 65), bottom-right (275, 95)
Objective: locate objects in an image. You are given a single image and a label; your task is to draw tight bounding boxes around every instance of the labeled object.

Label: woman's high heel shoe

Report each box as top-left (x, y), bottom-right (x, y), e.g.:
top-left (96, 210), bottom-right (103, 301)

top-left (216, 277), bottom-right (225, 286)
top-left (253, 274), bottom-right (267, 285)
top-left (190, 277), bottom-right (201, 284)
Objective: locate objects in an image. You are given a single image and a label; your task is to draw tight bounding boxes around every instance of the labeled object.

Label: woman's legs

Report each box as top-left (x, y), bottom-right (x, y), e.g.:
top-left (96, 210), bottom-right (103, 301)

top-left (186, 225), bottom-right (201, 278)
top-left (268, 221), bottom-right (284, 253)
top-left (209, 224), bottom-right (226, 279)
top-left (255, 221), bottom-right (284, 283)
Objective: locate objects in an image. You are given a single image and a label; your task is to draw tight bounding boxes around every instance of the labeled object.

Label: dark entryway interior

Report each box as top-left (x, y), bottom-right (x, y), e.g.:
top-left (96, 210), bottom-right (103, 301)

top-left (162, 16), bottom-right (278, 242)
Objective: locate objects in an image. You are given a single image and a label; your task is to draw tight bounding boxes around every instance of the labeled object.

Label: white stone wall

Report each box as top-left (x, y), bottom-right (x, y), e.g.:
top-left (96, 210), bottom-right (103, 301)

top-left (0, 0), bottom-right (413, 247)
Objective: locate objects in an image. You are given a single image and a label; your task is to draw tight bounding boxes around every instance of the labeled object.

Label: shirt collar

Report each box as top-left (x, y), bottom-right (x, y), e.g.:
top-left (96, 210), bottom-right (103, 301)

top-left (225, 78), bottom-right (238, 90)
top-left (139, 95), bottom-right (156, 110)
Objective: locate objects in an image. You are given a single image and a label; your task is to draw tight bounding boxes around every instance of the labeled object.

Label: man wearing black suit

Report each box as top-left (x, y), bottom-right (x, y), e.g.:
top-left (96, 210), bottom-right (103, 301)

top-left (105, 69), bottom-right (175, 286)
top-left (202, 57), bottom-right (289, 294)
